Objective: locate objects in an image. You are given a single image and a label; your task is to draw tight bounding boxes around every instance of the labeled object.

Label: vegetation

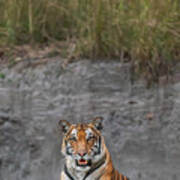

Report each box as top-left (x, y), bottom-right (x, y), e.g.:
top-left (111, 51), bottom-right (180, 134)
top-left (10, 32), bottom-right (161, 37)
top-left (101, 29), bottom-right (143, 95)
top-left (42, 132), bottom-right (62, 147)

top-left (0, 0), bottom-right (179, 81)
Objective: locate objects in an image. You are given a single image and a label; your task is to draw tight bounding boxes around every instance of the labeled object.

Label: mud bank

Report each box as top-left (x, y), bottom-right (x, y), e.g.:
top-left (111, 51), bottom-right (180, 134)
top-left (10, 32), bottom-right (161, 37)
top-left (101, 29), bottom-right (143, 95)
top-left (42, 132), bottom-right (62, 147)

top-left (0, 58), bottom-right (180, 180)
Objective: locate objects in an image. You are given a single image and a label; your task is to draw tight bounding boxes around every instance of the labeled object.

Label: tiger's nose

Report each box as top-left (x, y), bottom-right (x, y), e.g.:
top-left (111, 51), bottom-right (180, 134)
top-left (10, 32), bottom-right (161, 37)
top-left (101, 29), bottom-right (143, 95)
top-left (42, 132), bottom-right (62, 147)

top-left (78, 152), bottom-right (87, 157)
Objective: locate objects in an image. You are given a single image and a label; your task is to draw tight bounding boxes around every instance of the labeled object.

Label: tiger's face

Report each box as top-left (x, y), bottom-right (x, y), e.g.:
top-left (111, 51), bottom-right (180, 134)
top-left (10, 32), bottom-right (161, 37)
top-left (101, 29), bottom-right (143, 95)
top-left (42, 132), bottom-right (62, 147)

top-left (59, 117), bottom-right (104, 171)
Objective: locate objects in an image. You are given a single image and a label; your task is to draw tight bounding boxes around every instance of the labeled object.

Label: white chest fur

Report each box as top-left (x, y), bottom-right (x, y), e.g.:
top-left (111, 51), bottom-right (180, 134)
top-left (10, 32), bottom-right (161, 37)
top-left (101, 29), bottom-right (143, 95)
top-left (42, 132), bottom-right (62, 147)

top-left (61, 160), bottom-right (107, 180)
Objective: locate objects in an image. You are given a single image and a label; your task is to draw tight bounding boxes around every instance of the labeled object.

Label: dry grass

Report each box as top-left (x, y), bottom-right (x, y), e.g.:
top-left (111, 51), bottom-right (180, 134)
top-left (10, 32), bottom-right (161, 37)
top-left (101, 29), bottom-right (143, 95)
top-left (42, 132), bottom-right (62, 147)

top-left (0, 0), bottom-right (179, 82)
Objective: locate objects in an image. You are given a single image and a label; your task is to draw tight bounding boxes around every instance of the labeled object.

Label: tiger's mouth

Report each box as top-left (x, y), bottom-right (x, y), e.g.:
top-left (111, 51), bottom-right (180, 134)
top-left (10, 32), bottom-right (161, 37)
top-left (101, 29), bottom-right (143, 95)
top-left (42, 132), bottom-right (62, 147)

top-left (79, 159), bottom-right (88, 165)
top-left (76, 159), bottom-right (91, 167)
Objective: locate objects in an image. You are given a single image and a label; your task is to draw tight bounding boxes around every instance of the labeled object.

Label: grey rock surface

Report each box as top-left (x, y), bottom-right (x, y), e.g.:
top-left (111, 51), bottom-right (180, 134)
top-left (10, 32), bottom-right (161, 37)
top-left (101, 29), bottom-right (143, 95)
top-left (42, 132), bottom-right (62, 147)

top-left (0, 58), bottom-right (180, 180)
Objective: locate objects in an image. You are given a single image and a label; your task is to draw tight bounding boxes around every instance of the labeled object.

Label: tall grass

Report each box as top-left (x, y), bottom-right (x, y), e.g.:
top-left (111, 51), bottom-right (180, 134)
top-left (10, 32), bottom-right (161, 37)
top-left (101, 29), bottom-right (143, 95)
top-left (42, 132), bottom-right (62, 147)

top-left (0, 0), bottom-right (179, 81)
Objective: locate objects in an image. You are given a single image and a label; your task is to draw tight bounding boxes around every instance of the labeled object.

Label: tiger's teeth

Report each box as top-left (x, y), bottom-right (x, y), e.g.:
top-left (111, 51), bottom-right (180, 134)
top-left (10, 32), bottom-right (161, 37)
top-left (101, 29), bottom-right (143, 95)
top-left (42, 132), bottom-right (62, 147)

top-left (78, 159), bottom-right (88, 165)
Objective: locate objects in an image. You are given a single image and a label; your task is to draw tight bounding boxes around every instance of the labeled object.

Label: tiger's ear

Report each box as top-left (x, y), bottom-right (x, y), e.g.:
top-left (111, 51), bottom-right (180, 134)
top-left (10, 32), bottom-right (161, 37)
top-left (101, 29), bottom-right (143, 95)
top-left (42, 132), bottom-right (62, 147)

top-left (91, 117), bottom-right (103, 131)
top-left (59, 120), bottom-right (71, 134)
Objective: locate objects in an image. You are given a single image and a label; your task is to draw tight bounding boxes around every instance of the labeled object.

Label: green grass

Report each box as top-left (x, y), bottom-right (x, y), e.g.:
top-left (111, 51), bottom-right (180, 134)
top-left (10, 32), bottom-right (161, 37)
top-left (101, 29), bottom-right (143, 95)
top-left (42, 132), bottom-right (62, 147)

top-left (0, 0), bottom-right (179, 82)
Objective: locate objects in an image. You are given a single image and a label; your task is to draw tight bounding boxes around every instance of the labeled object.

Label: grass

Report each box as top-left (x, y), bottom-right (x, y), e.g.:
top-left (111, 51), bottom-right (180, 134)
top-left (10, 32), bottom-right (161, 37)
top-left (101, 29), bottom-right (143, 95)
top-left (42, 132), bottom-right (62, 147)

top-left (0, 0), bottom-right (179, 82)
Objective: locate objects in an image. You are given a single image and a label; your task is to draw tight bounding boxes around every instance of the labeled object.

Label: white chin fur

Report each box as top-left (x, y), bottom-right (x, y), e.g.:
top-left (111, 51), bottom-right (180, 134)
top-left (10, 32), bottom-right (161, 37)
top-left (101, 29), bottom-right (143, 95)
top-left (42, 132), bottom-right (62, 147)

top-left (76, 166), bottom-right (91, 172)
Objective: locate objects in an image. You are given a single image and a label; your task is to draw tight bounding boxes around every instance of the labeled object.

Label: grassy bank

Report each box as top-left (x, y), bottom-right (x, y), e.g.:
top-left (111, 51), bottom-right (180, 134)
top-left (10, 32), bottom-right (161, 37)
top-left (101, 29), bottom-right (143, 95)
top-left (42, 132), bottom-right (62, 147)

top-left (0, 0), bottom-right (179, 81)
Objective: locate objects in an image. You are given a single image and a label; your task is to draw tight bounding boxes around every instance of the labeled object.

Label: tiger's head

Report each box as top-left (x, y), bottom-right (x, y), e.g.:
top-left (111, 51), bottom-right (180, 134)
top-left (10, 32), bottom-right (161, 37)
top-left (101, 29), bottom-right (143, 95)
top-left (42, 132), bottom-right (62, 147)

top-left (59, 117), bottom-right (105, 171)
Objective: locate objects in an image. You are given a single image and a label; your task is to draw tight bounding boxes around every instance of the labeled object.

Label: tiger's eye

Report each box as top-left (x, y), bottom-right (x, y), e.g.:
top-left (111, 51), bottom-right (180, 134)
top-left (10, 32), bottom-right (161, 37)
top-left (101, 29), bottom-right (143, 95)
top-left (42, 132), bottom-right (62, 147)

top-left (87, 136), bottom-right (95, 142)
top-left (69, 137), bottom-right (77, 142)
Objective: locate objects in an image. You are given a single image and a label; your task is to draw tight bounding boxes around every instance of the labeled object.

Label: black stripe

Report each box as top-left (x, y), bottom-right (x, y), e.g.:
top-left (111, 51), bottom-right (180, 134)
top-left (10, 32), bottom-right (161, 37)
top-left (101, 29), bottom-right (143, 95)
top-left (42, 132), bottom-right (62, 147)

top-left (94, 137), bottom-right (101, 156)
top-left (98, 137), bottom-right (101, 154)
top-left (83, 154), bottom-right (106, 180)
top-left (66, 147), bottom-right (72, 156)
top-left (65, 140), bottom-right (73, 156)
top-left (64, 164), bottom-right (74, 180)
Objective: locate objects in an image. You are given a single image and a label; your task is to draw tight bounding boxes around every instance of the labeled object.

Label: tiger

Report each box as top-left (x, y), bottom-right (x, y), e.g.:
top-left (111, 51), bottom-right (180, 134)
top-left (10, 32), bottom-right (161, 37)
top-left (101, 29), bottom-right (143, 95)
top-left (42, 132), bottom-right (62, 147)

top-left (59, 117), bottom-right (130, 180)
